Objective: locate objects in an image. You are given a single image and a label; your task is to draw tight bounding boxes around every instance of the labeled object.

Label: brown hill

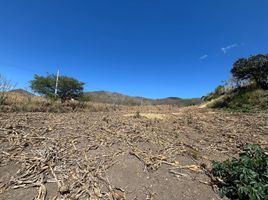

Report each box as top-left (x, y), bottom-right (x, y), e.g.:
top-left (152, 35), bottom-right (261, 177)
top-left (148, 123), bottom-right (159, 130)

top-left (8, 89), bottom-right (34, 97)
top-left (85, 91), bottom-right (201, 106)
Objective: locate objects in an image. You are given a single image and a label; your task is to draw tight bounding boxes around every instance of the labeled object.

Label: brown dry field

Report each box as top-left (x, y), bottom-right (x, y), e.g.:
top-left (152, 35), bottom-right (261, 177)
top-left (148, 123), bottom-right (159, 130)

top-left (0, 106), bottom-right (267, 200)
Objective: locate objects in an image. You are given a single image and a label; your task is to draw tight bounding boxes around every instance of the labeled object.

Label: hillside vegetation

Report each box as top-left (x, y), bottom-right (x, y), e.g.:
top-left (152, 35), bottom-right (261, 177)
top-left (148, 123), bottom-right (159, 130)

top-left (0, 89), bottom-right (200, 112)
top-left (208, 87), bottom-right (268, 112)
top-left (0, 90), bottom-right (119, 113)
top-left (203, 54), bottom-right (268, 112)
top-left (0, 73), bottom-right (201, 112)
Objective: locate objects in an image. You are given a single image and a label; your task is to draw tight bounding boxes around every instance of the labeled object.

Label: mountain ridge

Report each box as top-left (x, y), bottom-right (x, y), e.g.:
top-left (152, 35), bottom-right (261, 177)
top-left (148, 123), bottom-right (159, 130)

top-left (9, 89), bottom-right (201, 106)
top-left (84, 91), bottom-right (201, 106)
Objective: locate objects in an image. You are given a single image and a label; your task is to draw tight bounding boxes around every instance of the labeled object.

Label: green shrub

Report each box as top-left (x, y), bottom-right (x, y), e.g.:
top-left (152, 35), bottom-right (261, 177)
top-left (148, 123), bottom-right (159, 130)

top-left (210, 88), bottom-right (268, 112)
top-left (212, 144), bottom-right (268, 200)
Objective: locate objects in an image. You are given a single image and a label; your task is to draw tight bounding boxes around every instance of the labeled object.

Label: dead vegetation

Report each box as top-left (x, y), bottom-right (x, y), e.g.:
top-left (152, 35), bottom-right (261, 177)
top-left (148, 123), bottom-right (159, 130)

top-left (0, 92), bottom-right (121, 113)
top-left (0, 75), bottom-right (15, 106)
top-left (0, 106), bottom-right (267, 199)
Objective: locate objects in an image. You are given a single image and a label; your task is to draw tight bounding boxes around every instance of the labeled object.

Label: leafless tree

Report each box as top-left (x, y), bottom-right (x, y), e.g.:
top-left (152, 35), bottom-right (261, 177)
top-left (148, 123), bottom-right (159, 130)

top-left (0, 74), bottom-right (14, 105)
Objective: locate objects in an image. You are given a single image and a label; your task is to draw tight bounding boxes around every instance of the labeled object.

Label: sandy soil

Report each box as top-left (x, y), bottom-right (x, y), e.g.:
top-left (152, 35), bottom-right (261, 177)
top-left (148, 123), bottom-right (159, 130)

top-left (0, 106), bottom-right (267, 200)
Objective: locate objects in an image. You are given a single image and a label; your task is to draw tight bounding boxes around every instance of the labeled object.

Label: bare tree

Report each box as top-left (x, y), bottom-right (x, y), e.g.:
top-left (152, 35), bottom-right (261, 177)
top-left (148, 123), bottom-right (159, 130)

top-left (0, 74), bottom-right (14, 105)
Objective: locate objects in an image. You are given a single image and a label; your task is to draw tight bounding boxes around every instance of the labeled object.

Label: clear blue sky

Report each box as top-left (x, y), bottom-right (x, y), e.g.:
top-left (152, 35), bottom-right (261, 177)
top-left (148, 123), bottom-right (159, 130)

top-left (1, 0), bottom-right (268, 98)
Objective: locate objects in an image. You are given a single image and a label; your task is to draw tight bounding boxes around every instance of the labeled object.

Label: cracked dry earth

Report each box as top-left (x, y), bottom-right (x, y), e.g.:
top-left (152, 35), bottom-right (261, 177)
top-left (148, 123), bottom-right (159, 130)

top-left (0, 106), bottom-right (267, 200)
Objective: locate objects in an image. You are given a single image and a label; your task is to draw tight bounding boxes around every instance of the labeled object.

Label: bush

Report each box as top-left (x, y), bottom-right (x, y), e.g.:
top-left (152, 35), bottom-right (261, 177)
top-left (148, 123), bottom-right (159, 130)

top-left (212, 144), bottom-right (268, 200)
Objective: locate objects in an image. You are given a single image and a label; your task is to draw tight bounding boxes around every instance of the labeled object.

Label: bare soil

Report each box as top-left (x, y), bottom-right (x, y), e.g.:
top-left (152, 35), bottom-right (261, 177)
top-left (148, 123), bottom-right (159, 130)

top-left (0, 106), bottom-right (267, 200)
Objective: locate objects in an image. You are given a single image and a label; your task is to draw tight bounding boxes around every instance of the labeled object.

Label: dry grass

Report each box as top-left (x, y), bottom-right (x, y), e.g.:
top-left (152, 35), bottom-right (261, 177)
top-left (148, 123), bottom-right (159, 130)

top-left (124, 113), bottom-right (167, 120)
top-left (0, 93), bottom-right (121, 113)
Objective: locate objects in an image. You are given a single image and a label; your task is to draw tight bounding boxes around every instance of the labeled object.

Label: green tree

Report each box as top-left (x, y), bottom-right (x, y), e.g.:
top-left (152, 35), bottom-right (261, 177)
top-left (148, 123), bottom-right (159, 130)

top-left (30, 74), bottom-right (84, 102)
top-left (231, 54), bottom-right (268, 89)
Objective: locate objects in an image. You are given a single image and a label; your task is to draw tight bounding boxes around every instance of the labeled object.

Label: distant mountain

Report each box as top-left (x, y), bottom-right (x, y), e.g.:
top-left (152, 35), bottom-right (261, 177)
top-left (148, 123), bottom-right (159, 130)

top-left (84, 91), bottom-right (151, 105)
top-left (154, 97), bottom-right (201, 106)
top-left (9, 89), bottom-right (201, 106)
top-left (85, 91), bottom-right (201, 106)
top-left (9, 89), bottom-right (34, 97)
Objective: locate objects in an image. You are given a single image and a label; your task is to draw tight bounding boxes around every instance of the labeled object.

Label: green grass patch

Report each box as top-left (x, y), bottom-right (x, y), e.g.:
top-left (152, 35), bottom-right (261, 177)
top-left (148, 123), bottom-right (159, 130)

top-left (210, 88), bottom-right (268, 112)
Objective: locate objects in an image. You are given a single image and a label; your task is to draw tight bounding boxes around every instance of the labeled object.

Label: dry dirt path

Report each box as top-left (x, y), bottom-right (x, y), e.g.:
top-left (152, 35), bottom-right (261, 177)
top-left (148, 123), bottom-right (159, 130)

top-left (0, 107), bottom-right (267, 200)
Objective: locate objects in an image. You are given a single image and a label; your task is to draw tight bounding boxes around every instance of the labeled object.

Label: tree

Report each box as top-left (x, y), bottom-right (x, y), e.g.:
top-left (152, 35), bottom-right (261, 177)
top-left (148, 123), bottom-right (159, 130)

top-left (30, 74), bottom-right (85, 102)
top-left (231, 54), bottom-right (268, 89)
top-left (0, 74), bottom-right (14, 105)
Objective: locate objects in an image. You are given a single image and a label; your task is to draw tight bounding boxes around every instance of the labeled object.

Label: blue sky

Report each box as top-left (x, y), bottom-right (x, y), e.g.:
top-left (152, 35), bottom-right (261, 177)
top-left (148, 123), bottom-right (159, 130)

top-left (1, 0), bottom-right (268, 98)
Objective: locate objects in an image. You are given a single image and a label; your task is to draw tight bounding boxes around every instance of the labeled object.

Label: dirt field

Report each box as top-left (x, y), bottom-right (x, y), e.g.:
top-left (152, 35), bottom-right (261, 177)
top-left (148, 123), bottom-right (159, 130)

top-left (0, 106), bottom-right (267, 200)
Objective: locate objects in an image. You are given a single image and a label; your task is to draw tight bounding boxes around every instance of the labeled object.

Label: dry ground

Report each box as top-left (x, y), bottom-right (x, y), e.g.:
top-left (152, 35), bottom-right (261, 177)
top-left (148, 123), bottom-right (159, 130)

top-left (0, 106), bottom-right (267, 200)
